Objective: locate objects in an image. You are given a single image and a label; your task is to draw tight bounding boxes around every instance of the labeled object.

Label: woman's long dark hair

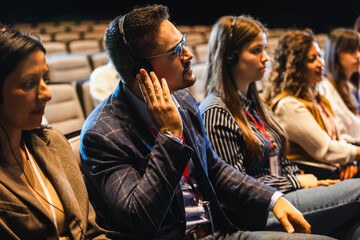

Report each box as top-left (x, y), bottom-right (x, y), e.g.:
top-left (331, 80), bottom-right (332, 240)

top-left (324, 28), bottom-right (360, 114)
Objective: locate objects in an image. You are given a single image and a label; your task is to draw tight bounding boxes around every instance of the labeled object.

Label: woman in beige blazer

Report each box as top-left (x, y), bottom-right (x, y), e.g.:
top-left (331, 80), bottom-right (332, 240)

top-left (0, 27), bottom-right (109, 239)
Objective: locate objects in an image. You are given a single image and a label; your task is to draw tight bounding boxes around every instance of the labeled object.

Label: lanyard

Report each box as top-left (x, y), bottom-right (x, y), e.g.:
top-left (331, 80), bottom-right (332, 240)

top-left (318, 102), bottom-right (336, 140)
top-left (245, 109), bottom-right (274, 149)
top-left (146, 124), bottom-right (199, 203)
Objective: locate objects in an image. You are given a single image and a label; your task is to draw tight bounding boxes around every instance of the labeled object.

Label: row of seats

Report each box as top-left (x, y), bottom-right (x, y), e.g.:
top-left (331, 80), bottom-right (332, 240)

top-left (14, 21), bottom-right (109, 34)
top-left (47, 51), bottom-right (109, 74)
top-left (43, 38), bottom-right (209, 64)
top-left (43, 39), bottom-right (105, 56)
top-left (44, 52), bottom-right (101, 135)
top-left (38, 31), bottom-right (106, 42)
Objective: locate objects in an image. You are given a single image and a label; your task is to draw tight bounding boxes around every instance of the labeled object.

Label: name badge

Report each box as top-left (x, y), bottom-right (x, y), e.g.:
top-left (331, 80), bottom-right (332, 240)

top-left (269, 147), bottom-right (281, 176)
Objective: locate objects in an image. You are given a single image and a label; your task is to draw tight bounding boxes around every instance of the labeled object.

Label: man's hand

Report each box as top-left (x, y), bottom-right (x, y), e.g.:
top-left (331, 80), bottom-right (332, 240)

top-left (296, 174), bottom-right (340, 188)
top-left (273, 197), bottom-right (311, 234)
top-left (137, 69), bottom-right (183, 138)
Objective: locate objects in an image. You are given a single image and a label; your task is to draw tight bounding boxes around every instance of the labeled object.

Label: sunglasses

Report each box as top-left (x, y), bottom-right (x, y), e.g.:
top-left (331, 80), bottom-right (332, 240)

top-left (146, 34), bottom-right (187, 60)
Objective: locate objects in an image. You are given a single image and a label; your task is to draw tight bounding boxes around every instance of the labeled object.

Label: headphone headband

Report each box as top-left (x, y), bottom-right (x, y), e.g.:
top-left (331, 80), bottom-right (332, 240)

top-left (225, 17), bottom-right (239, 66)
top-left (119, 14), bottom-right (137, 62)
top-left (229, 17), bottom-right (237, 46)
top-left (118, 14), bottom-right (153, 77)
top-left (119, 15), bottom-right (126, 36)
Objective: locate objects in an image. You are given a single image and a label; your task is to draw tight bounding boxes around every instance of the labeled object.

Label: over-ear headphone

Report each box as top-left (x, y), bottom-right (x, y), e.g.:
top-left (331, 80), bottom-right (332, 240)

top-left (119, 14), bottom-right (153, 77)
top-left (225, 17), bottom-right (239, 67)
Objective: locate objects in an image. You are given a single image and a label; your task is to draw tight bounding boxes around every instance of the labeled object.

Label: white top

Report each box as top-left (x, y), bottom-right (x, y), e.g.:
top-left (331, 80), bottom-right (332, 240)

top-left (22, 144), bottom-right (68, 237)
top-left (319, 78), bottom-right (360, 144)
top-left (273, 95), bottom-right (357, 165)
top-left (89, 62), bottom-right (120, 107)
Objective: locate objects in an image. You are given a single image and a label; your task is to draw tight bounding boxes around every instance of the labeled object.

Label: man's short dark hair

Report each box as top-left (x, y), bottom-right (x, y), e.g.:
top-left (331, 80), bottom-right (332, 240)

top-left (105, 4), bottom-right (170, 83)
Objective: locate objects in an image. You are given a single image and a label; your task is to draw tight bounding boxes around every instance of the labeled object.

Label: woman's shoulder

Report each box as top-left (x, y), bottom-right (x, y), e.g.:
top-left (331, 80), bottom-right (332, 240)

top-left (273, 94), bottom-right (307, 116)
top-left (29, 127), bottom-right (69, 147)
top-left (199, 93), bottom-right (228, 114)
top-left (272, 93), bottom-right (301, 108)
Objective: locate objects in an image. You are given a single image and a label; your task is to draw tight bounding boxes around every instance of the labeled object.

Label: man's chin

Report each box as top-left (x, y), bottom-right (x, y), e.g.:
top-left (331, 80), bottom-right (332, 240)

top-left (183, 72), bottom-right (196, 88)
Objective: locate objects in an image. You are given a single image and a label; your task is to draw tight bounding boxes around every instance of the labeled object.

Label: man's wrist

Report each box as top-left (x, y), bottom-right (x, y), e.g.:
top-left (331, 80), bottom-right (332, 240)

top-left (269, 191), bottom-right (284, 211)
top-left (161, 130), bottom-right (183, 144)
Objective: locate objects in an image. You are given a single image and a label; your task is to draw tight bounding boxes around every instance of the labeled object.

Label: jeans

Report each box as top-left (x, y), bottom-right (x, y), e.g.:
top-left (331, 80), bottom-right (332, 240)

top-left (266, 179), bottom-right (360, 238)
top-left (201, 230), bottom-right (334, 239)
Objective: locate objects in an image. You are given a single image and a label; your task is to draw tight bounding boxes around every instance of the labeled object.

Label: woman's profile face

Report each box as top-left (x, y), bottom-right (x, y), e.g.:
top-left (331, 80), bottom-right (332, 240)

top-left (234, 32), bottom-right (269, 83)
top-left (338, 47), bottom-right (360, 80)
top-left (0, 50), bottom-right (52, 131)
top-left (303, 41), bottom-right (324, 86)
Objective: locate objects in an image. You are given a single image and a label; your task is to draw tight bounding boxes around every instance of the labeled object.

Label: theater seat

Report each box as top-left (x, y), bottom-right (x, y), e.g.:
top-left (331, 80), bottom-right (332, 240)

top-left (68, 39), bottom-right (101, 56)
top-left (77, 79), bottom-right (95, 117)
top-left (53, 32), bottom-right (80, 42)
top-left (66, 130), bottom-right (81, 167)
top-left (88, 51), bottom-right (109, 69)
top-left (47, 53), bottom-right (92, 83)
top-left (43, 41), bottom-right (67, 56)
top-left (44, 83), bottom-right (85, 135)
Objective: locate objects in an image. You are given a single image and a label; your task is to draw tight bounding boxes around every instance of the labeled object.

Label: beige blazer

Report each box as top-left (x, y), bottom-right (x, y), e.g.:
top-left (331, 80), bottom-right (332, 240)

top-left (0, 128), bottom-right (108, 240)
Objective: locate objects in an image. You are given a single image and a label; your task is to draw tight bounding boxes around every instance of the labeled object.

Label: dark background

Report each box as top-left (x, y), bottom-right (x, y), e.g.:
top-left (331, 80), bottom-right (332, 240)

top-left (1, 0), bottom-right (359, 33)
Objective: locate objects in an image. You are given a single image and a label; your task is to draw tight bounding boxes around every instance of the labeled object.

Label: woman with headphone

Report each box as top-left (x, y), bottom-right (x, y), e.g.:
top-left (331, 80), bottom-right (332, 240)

top-left (0, 27), bottom-right (109, 239)
top-left (199, 16), bottom-right (360, 238)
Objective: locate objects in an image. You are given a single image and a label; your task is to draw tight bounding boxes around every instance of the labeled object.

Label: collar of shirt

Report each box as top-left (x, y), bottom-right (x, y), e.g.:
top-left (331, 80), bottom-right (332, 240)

top-left (123, 84), bottom-right (181, 131)
top-left (237, 89), bottom-right (254, 112)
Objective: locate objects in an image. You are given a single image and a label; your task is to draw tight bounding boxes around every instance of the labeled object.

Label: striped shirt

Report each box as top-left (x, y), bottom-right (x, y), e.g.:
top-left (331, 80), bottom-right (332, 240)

top-left (199, 93), bottom-right (301, 193)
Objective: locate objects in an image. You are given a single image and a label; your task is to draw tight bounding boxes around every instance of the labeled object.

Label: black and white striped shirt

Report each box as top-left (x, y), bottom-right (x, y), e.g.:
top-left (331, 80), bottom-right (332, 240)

top-left (199, 93), bottom-right (301, 193)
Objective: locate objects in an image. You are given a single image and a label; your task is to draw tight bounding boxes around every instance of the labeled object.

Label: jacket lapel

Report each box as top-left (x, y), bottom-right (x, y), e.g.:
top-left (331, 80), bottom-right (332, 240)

top-left (0, 139), bottom-right (56, 233)
top-left (112, 83), bottom-right (156, 155)
top-left (27, 132), bottom-right (84, 238)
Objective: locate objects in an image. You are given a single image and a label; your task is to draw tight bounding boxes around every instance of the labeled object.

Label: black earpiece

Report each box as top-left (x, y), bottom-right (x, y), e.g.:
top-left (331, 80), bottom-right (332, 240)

top-left (225, 17), bottom-right (238, 67)
top-left (119, 14), bottom-right (153, 77)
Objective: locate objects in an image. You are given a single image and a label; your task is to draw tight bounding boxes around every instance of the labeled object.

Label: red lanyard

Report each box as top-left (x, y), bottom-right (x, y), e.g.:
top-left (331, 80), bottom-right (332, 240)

top-left (146, 124), bottom-right (199, 203)
top-left (318, 102), bottom-right (336, 140)
top-left (245, 109), bottom-right (275, 149)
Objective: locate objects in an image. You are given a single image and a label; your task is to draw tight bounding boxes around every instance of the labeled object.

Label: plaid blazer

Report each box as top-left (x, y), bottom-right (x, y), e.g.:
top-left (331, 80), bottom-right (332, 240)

top-left (80, 83), bottom-right (277, 239)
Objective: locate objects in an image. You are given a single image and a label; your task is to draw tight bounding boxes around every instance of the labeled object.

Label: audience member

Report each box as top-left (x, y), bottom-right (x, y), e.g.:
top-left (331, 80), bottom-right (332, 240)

top-left (0, 28), bottom-right (108, 239)
top-left (80, 5), bottom-right (332, 240)
top-left (199, 16), bottom-right (360, 238)
top-left (265, 29), bottom-right (360, 180)
top-left (89, 62), bottom-right (119, 107)
top-left (320, 28), bottom-right (360, 144)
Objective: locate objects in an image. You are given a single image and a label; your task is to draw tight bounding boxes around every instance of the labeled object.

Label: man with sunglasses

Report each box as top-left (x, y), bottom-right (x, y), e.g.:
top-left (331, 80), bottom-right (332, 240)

top-left (80, 5), bottom-right (332, 240)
